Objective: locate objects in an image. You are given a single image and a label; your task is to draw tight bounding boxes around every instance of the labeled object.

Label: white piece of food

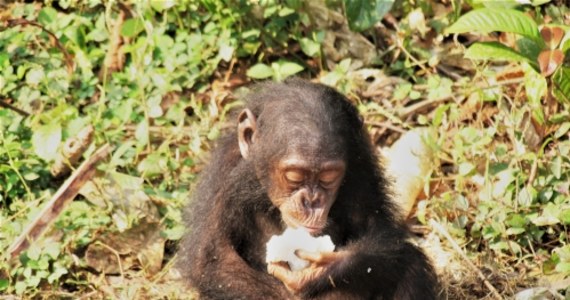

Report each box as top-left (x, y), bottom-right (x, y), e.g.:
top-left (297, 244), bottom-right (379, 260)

top-left (266, 227), bottom-right (335, 271)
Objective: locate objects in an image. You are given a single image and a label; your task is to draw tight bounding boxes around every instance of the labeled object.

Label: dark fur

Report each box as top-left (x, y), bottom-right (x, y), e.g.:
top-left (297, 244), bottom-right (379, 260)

top-left (177, 79), bottom-right (439, 299)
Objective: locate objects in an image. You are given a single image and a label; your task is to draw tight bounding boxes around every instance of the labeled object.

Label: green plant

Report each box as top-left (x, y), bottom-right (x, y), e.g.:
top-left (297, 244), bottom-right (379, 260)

top-left (446, 8), bottom-right (570, 124)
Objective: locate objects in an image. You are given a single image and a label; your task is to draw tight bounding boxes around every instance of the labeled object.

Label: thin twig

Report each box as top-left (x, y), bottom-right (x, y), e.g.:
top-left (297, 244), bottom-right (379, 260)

top-left (94, 241), bottom-right (125, 279)
top-left (5, 19), bottom-right (75, 74)
top-left (365, 121), bottom-right (406, 133)
top-left (398, 96), bottom-right (453, 119)
top-left (527, 159), bottom-right (539, 187)
top-left (429, 219), bottom-right (503, 300)
top-left (0, 99), bottom-right (30, 117)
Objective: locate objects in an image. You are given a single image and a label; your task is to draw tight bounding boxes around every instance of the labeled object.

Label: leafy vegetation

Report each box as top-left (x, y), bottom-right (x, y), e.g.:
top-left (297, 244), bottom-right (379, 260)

top-left (0, 0), bottom-right (569, 298)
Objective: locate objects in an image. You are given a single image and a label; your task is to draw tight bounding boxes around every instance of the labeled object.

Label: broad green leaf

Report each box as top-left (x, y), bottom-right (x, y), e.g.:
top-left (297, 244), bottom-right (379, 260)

top-left (560, 210), bottom-right (570, 225)
top-left (554, 122), bottom-right (570, 138)
top-left (299, 37), bottom-right (321, 57)
top-left (135, 119), bottom-right (149, 148)
top-left (0, 53), bottom-right (8, 68)
top-left (517, 37), bottom-right (542, 61)
top-left (0, 279), bottom-right (8, 291)
top-left (121, 18), bottom-right (145, 38)
top-left (47, 264), bottom-right (68, 284)
top-left (562, 37), bottom-right (570, 53)
top-left (147, 94), bottom-right (163, 118)
top-left (458, 162), bottom-right (475, 176)
top-left (218, 43), bottom-right (234, 62)
top-left (23, 172), bottom-right (39, 181)
top-left (344, 0), bottom-right (394, 32)
top-left (278, 7), bottom-right (295, 17)
top-left (32, 122), bottom-right (61, 161)
top-left (506, 227), bottom-right (525, 235)
top-left (27, 243), bottom-right (41, 260)
top-left (555, 262), bottom-right (570, 275)
top-left (517, 186), bottom-right (536, 207)
top-left (150, 0), bottom-right (176, 11)
top-left (470, 0), bottom-right (527, 9)
top-left (531, 203), bottom-right (562, 226)
top-left (44, 242), bottom-right (61, 260)
top-left (506, 214), bottom-right (526, 228)
top-left (15, 281), bottom-right (26, 295)
top-left (272, 60), bottom-right (304, 81)
top-left (246, 63), bottom-right (274, 79)
top-left (553, 67), bottom-right (570, 103)
top-left (445, 8), bottom-right (541, 44)
top-left (163, 225), bottom-right (185, 240)
top-left (137, 152), bottom-right (167, 178)
top-left (550, 156), bottom-right (562, 179)
top-left (26, 68), bottom-right (45, 86)
top-left (465, 42), bottom-right (534, 64)
top-left (38, 7), bottom-right (57, 25)
top-left (427, 75), bottom-right (452, 101)
top-left (531, 0), bottom-right (553, 5)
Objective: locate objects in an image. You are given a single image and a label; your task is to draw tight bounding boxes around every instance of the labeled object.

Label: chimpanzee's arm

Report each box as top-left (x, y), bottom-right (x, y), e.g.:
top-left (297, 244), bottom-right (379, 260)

top-left (185, 232), bottom-right (293, 300)
top-left (300, 233), bottom-right (439, 300)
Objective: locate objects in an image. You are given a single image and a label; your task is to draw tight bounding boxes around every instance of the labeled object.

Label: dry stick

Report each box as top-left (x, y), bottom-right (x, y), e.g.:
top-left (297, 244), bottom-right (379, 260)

top-left (398, 96), bottom-right (452, 119)
top-left (429, 219), bottom-right (503, 300)
top-left (0, 99), bottom-right (30, 117)
top-left (8, 144), bottom-right (112, 259)
top-left (365, 121), bottom-right (406, 133)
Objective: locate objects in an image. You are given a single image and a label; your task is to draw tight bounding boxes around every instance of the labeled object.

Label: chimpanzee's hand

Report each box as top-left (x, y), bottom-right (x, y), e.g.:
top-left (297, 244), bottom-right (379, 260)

top-left (267, 250), bottom-right (347, 294)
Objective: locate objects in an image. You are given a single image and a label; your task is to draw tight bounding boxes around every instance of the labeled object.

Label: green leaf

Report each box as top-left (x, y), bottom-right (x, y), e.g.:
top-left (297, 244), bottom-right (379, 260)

top-left (553, 67), bottom-right (570, 103)
top-left (150, 0), bottom-right (176, 11)
top-left (163, 225), bottom-right (185, 240)
top-left (562, 38), bottom-right (570, 53)
top-left (299, 37), bottom-right (321, 57)
top-left (23, 172), bottom-right (39, 181)
top-left (15, 280), bottom-right (26, 295)
top-left (550, 156), bottom-right (562, 179)
top-left (0, 279), bottom-right (8, 291)
top-left (218, 43), bottom-right (234, 62)
top-left (44, 242), bottom-right (61, 260)
top-left (507, 214), bottom-right (527, 227)
top-left (522, 62), bottom-right (547, 124)
top-left (445, 8), bottom-right (541, 44)
top-left (473, 0), bottom-right (521, 9)
top-left (137, 152), bottom-right (167, 178)
top-left (47, 264), bottom-right (68, 284)
top-left (560, 210), bottom-right (570, 225)
top-left (458, 162), bottom-right (475, 176)
top-left (26, 68), bottom-right (45, 86)
top-left (27, 243), bottom-right (41, 261)
top-left (517, 186), bottom-right (536, 207)
top-left (517, 37), bottom-right (542, 61)
top-left (465, 42), bottom-right (534, 64)
top-left (121, 18), bottom-right (145, 38)
top-left (554, 122), bottom-right (570, 138)
top-left (38, 7), bottom-right (57, 25)
top-left (506, 227), bottom-right (525, 235)
top-left (246, 63), bottom-right (274, 79)
top-left (0, 52), bottom-right (8, 68)
top-left (555, 262), bottom-right (570, 275)
top-left (135, 119), bottom-right (149, 148)
top-left (272, 60), bottom-right (304, 81)
top-left (344, 0), bottom-right (395, 32)
top-left (32, 122), bottom-right (61, 161)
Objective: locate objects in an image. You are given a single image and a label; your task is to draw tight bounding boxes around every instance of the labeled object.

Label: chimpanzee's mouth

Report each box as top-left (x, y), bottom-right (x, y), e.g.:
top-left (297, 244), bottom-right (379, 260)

top-left (302, 226), bottom-right (323, 235)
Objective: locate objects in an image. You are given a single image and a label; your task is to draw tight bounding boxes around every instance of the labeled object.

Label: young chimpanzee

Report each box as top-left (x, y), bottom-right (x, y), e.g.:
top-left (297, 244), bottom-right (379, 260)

top-left (177, 79), bottom-right (439, 299)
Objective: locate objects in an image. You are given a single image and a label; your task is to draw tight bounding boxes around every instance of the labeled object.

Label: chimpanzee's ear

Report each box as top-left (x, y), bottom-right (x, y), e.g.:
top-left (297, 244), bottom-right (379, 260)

top-left (237, 109), bottom-right (258, 159)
